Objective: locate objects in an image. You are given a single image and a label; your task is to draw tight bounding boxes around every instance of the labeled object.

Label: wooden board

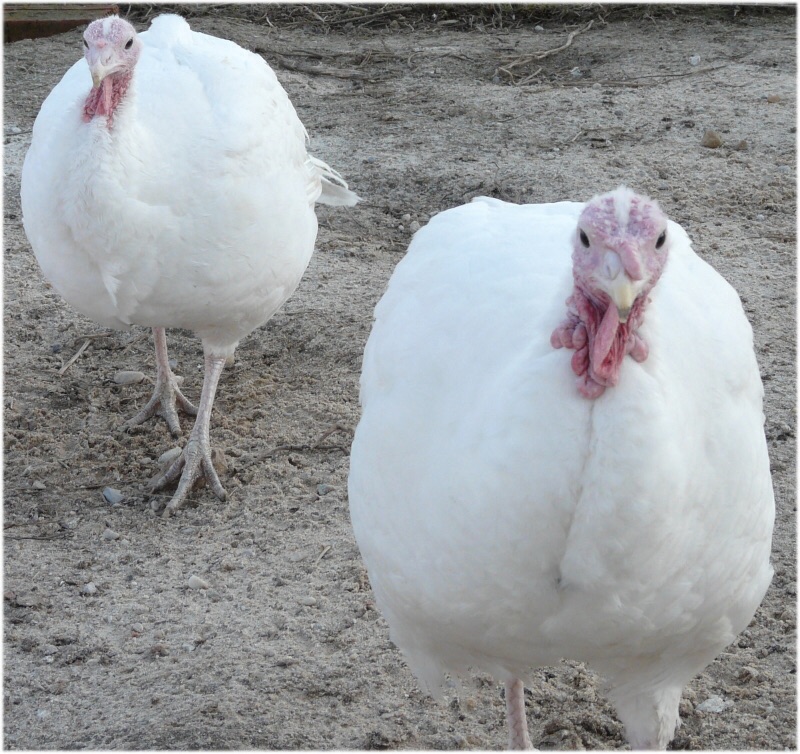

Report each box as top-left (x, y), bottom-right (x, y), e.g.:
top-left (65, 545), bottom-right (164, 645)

top-left (4, 3), bottom-right (119, 43)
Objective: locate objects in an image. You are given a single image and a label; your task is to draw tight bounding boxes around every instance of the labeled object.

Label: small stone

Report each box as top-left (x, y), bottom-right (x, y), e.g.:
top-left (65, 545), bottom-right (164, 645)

top-left (32, 480), bottom-right (46, 490)
top-left (316, 483), bottom-right (334, 496)
top-left (187, 575), bottom-right (210, 590)
top-left (149, 643), bottom-right (169, 657)
top-left (131, 623), bottom-right (145, 634)
top-left (696, 695), bottom-right (732, 713)
top-left (297, 595), bottom-right (317, 607)
top-left (734, 139), bottom-right (749, 151)
top-left (113, 370), bottom-right (145, 385)
top-left (767, 94), bottom-right (781, 103)
top-left (102, 487), bottom-right (124, 505)
top-left (36, 709), bottom-right (50, 720)
top-left (401, 213), bottom-right (411, 222)
top-left (690, 55), bottom-right (701, 66)
top-left (41, 644), bottom-right (58, 656)
top-left (756, 213), bottom-right (765, 221)
top-left (15, 593), bottom-right (40, 607)
top-left (50, 343), bottom-right (62, 354)
top-left (738, 666), bottom-right (759, 682)
top-left (569, 67), bottom-right (582, 79)
top-left (409, 220), bottom-right (421, 232)
top-left (701, 130), bottom-right (723, 148)
top-left (778, 608), bottom-right (796, 626)
top-left (102, 528), bottom-right (120, 541)
top-left (210, 448), bottom-right (228, 477)
top-left (157, 447), bottom-right (182, 468)
top-left (81, 582), bottom-right (97, 596)
top-left (534, 25), bottom-right (544, 32)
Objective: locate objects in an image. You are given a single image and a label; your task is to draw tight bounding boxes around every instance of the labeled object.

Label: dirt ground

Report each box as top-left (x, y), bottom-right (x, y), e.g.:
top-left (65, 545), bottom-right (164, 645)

top-left (3, 5), bottom-right (796, 750)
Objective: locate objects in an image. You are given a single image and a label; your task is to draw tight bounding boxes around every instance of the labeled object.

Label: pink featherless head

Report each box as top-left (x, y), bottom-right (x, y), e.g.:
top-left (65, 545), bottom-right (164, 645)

top-left (83, 16), bottom-right (142, 84)
top-left (572, 186), bottom-right (670, 295)
top-left (82, 16), bottom-right (141, 125)
top-left (551, 187), bottom-right (673, 398)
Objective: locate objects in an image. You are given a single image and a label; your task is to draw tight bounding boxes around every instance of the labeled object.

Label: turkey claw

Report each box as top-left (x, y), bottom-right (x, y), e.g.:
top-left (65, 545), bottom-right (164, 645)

top-left (151, 438), bottom-right (227, 515)
top-left (126, 376), bottom-right (197, 437)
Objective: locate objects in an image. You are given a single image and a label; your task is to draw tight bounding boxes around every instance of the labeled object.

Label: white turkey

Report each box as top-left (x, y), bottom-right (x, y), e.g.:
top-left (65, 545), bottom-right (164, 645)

top-left (348, 187), bottom-right (774, 749)
top-left (21, 14), bottom-right (358, 514)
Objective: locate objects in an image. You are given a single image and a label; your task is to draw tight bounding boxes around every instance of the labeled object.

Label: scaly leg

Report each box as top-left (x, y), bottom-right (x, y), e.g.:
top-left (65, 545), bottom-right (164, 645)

top-left (151, 351), bottom-right (227, 514)
top-left (125, 327), bottom-right (197, 436)
top-left (505, 678), bottom-right (533, 750)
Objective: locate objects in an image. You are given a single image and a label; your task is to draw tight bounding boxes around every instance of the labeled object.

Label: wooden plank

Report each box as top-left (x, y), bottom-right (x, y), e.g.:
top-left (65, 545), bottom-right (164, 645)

top-left (4, 3), bottom-right (119, 43)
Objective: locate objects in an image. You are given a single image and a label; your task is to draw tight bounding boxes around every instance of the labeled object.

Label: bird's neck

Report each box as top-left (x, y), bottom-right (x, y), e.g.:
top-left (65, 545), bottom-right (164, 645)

top-left (550, 285), bottom-right (650, 399)
top-left (82, 72), bottom-right (133, 128)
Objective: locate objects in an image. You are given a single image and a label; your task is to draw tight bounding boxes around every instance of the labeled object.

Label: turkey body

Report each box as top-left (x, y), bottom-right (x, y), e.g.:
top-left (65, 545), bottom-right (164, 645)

top-left (348, 196), bottom-right (774, 748)
top-left (22, 15), bottom-right (357, 512)
top-left (22, 15), bottom-right (319, 357)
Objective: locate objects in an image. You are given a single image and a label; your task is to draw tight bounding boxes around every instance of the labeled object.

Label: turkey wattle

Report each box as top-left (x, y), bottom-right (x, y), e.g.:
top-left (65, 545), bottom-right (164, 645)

top-left (21, 14), bottom-right (359, 514)
top-left (348, 188), bottom-right (774, 749)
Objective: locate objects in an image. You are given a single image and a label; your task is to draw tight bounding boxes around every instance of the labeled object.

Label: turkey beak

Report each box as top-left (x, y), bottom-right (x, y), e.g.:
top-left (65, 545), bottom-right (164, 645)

top-left (90, 64), bottom-right (110, 89)
top-left (86, 47), bottom-right (115, 88)
top-left (609, 278), bottom-right (636, 323)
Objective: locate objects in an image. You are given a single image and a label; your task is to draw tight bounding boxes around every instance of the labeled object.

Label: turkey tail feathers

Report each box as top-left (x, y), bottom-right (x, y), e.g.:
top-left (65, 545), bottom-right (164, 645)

top-left (309, 155), bottom-right (361, 206)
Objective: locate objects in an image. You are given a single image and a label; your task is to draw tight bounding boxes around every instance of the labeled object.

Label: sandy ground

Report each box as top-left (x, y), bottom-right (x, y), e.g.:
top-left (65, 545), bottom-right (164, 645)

top-left (3, 6), bottom-right (796, 750)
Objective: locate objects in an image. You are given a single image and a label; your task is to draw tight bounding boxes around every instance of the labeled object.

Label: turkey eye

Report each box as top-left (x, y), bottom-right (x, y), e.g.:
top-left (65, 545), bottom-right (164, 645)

top-left (125, 38), bottom-right (133, 49)
top-left (579, 230), bottom-right (590, 248)
top-left (655, 230), bottom-right (667, 249)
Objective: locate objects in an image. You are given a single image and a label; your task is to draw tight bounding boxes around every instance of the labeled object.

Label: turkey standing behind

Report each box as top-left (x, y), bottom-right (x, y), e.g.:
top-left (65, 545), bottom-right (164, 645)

top-left (21, 14), bottom-right (359, 514)
top-left (348, 188), bottom-right (774, 749)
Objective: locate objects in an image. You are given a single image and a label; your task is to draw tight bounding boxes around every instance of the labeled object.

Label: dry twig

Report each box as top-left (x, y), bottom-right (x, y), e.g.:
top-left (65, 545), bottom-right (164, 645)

top-left (270, 55), bottom-right (369, 80)
top-left (503, 19), bottom-right (594, 70)
top-left (58, 339), bottom-right (90, 376)
top-left (6, 532), bottom-right (71, 541)
top-left (326, 5), bottom-right (412, 27)
top-left (263, 424), bottom-right (352, 457)
top-left (73, 330), bottom-right (115, 344)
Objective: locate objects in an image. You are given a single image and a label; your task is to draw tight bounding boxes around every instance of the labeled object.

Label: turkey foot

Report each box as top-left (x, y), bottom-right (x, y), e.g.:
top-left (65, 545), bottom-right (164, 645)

top-left (151, 352), bottom-right (227, 514)
top-left (505, 678), bottom-right (534, 750)
top-left (125, 327), bottom-right (197, 436)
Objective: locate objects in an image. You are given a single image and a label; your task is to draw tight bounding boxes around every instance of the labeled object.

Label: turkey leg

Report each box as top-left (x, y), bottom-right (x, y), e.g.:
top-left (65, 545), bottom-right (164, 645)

top-left (505, 678), bottom-right (534, 750)
top-left (151, 350), bottom-right (227, 514)
top-left (125, 327), bottom-right (197, 435)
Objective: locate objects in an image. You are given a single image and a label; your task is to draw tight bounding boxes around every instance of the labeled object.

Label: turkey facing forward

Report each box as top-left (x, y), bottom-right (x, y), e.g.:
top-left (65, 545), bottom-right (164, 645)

top-left (21, 15), bottom-right (358, 513)
top-left (348, 188), bottom-right (774, 749)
